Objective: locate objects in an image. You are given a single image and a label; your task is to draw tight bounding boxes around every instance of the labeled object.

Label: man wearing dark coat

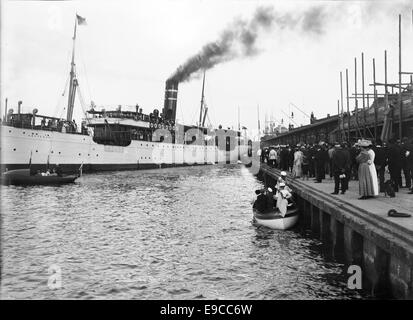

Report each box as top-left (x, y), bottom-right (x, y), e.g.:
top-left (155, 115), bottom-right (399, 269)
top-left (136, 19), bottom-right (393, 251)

top-left (308, 144), bottom-right (316, 178)
top-left (279, 146), bottom-right (289, 171)
top-left (349, 144), bottom-right (359, 181)
top-left (403, 137), bottom-right (413, 193)
top-left (373, 140), bottom-right (387, 192)
top-left (314, 143), bottom-right (329, 183)
top-left (387, 138), bottom-right (402, 191)
top-left (331, 142), bottom-right (351, 194)
top-left (401, 137), bottom-right (412, 189)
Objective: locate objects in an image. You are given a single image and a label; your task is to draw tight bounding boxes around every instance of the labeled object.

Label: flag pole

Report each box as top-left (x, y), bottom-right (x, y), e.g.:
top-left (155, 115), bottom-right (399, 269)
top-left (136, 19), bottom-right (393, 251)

top-left (67, 15), bottom-right (78, 122)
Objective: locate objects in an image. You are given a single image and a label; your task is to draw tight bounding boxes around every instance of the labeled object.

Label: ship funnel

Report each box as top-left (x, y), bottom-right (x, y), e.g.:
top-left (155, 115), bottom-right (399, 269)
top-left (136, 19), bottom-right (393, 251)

top-left (163, 80), bottom-right (178, 122)
top-left (18, 101), bottom-right (22, 114)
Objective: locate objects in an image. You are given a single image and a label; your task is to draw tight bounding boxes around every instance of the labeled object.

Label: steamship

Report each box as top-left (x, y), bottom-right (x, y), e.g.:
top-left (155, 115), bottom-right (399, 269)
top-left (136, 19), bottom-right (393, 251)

top-left (1, 16), bottom-right (251, 174)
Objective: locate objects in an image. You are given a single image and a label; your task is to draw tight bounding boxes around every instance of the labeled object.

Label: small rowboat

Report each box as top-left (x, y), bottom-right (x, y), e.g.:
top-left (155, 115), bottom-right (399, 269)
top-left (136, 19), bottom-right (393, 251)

top-left (253, 206), bottom-right (299, 230)
top-left (1, 169), bottom-right (78, 186)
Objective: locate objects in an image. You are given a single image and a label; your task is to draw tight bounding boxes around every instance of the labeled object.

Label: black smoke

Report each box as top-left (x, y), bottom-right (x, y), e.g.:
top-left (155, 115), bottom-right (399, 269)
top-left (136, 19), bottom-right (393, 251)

top-left (168, 5), bottom-right (327, 83)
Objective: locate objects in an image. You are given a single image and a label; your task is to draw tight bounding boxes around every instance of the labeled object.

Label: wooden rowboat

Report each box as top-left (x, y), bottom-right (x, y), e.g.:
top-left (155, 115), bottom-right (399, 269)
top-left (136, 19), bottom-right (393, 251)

top-left (1, 169), bottom-right (78, 186)
top-left (253, 206), bottom-right (299, 230)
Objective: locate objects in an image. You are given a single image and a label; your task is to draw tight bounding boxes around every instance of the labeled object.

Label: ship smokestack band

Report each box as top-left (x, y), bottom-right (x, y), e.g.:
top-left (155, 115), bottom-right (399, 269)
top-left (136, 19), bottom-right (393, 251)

top-left (163, 80), bottom-right (178, 122)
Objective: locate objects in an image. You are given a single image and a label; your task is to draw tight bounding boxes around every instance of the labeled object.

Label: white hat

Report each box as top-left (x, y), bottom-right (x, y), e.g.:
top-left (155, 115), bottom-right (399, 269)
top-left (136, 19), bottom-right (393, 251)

top-left (357, 139), bottom-right (371, 147)
top-left (267, 187), bottom-right (273, 192)
top-left (281, 171), bottom-right (287, 176)
top-left (279, 182), bottom-right (286, 187)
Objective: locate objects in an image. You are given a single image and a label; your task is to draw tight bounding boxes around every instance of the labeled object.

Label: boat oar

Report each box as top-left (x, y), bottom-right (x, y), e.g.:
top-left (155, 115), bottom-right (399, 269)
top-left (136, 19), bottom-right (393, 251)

top-left (78, 162), bottom-right (83, 177)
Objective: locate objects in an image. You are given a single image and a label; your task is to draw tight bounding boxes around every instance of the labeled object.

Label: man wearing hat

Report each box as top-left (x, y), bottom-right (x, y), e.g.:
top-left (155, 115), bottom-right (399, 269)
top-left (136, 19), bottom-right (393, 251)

top-left (387, 138), bottom-right (402, 192)
top-left (373, 139), bottom-right (387, 192)
top-left (314, 143), bottom-right (328, 183)
top-left (253, 189), bottom-right (267, 213)
top-left (264, 187), bottom-right (276, 211)
top-left (331, 142), bottom-right (350, 194)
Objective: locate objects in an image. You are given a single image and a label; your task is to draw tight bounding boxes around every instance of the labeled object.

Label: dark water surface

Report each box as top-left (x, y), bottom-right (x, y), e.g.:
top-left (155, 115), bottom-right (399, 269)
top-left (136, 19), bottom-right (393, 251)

top-left (1, 165), bottom-right (368, 299)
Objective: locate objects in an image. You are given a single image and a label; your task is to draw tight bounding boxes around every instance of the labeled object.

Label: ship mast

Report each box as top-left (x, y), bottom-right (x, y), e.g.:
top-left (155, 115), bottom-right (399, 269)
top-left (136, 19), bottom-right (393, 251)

top-left (67, 16), bottom-right (78, 122)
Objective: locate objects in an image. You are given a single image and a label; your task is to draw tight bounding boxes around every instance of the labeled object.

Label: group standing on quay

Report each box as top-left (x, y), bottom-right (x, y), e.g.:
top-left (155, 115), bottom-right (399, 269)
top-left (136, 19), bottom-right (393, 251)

top-left (258, 137), bottom-right (413, 200)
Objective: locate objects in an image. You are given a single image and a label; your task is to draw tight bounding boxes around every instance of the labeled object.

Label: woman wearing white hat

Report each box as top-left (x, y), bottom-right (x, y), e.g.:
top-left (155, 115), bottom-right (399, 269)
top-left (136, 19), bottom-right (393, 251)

top-left (356, 140), bottom-right (377, 199)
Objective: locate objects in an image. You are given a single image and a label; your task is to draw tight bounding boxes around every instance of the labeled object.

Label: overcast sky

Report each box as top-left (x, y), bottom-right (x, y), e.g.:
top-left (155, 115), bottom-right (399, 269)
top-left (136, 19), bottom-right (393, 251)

top-left (1, 0), bottom-right (412, 138)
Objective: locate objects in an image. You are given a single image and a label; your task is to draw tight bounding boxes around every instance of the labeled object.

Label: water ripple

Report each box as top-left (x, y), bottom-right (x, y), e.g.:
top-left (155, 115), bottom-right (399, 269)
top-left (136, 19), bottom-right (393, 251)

top-left (1, 165), bottom-right (368, 299)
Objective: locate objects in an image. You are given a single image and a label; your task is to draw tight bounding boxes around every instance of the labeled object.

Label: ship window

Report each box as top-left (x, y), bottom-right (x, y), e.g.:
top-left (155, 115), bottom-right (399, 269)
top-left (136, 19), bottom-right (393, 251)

top-left (36, 150), bottom-right (38, 153)
top-left (9, 130), bottom-right (11, 133)
top-left (96, 154), bottom-right (99, 157)
top-left (59, 152), bottom-right (61, 154)
top-left (146, 144), bottom-right (148, 147)
top-left (13, 148), bottom-right (16, 151)
top-left (79, 153), bottom-right (81, 156)
top-left (51, 151), bottom-right (54, 154)
top-left (23, 132), bottom-right (25, 134)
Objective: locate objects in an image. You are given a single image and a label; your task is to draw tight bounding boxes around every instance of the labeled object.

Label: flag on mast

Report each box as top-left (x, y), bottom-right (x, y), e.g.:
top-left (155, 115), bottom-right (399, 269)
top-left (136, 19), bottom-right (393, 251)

top-left (76, 14), bottom-right (87, 25)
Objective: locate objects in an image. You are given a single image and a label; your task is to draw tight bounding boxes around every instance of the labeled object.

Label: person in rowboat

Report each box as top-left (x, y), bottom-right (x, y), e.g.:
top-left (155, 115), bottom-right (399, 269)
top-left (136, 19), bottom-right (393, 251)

top-left (275, 171), bottom-right (292, 193)
top-left (275, 182), bottom-right (293, 217)
top-left (253, 189), bottom-right (267, 213)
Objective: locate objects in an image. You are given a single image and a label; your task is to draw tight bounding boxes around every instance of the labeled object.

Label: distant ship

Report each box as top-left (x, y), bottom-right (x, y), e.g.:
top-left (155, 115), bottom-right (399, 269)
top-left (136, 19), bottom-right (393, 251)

top-left (1, 15), bottom-right (252, 173)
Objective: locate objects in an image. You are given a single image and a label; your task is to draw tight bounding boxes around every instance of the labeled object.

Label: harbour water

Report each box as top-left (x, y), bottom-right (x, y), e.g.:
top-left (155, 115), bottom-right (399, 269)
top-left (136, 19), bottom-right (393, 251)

top-left (1, 165), bottom-right (368, 299)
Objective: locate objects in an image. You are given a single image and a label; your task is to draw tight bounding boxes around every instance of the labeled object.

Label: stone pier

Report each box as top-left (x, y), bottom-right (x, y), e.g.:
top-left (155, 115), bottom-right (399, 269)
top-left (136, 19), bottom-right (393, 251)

top-left (259, 164), bottom-right (413, 299)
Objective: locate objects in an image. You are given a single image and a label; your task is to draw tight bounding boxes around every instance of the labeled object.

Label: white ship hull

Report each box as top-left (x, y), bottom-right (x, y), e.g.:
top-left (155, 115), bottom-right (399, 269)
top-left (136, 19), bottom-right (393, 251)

top-left (1, 125), bottom-right (250, 173)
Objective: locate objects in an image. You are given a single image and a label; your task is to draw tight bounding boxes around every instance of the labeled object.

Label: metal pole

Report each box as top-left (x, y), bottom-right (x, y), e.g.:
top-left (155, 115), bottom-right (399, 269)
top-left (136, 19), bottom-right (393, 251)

top-left (355, 57), bottom-right (360, 138)
top-left (340, 71), bottom-right (344, 140)
top-left (4, 98), bottom-right (8, 121)
top-left (373, 58), bottom-right (378, 141)
top-left (385, 50), bottom-right (388, 116)
top-left (257, 104), bottom-right (260, 135)
top-left (337, 99), bottom-right (341, 142)
top-left (362, 52), bottom-right (366, 137)
top-left (411, 75), bottom-right (413, 114)
top-left (346, 69), bottom-right (350, 142)
top-left (398, 14), bottom-right (402, 140)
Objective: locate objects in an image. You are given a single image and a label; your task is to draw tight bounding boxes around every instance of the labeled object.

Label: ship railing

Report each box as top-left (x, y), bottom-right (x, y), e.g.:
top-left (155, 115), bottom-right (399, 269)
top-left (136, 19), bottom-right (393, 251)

top-left (1, 120), bottom-right (89, 135)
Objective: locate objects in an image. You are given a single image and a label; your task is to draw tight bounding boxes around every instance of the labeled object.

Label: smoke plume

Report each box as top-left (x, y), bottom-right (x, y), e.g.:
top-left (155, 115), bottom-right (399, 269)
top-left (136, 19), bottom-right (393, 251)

top-left (168, 5), bottom-right (327, 82)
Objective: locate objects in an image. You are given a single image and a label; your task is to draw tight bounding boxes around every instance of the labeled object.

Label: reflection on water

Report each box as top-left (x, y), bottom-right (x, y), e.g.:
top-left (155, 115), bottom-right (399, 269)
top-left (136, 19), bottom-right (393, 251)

top-left (1, 165), bottom-right (368, 299)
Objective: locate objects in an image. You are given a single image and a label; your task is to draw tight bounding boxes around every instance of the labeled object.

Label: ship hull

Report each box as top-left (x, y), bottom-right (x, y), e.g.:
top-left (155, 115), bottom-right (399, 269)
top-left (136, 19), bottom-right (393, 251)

top-left (1, 126), bottom-right (250, 173)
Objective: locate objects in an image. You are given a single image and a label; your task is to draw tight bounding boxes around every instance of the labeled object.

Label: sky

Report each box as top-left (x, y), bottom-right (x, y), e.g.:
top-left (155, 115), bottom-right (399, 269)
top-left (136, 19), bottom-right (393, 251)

top-left (1, 0), bottom-right (413, 139)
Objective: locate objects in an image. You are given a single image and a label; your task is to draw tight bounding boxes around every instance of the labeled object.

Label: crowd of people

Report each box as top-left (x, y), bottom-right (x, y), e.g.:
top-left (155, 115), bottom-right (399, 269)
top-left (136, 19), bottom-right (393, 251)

top-left (258, 137), bottom-right (413, 199)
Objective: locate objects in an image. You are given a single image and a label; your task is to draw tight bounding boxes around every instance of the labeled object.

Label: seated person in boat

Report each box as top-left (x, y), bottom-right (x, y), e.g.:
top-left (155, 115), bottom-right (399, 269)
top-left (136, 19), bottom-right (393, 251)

top-left (275, 182), bottom-right (293, 217)
top-left (49, 168), bottom-right (58, 176)
top-left (42, 169), bottom-right (51, 176)
top-left (253, 189), bottom-right (267, 213)
top-left (275, 173), bottom-right (292, 193)
top-left (55, 164), bottom-right (63, 176)
top-left (266, 187), bottom-right (276, 211)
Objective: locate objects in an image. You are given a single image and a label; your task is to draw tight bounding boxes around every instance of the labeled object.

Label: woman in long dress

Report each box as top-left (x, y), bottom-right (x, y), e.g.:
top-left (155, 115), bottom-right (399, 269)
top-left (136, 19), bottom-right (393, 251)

top-left (366, 144), bottom-right (379, 196)
top-left (356, 142), bottom-right (375, 199)
top-left (292, 148), bottom-right (303, 178)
